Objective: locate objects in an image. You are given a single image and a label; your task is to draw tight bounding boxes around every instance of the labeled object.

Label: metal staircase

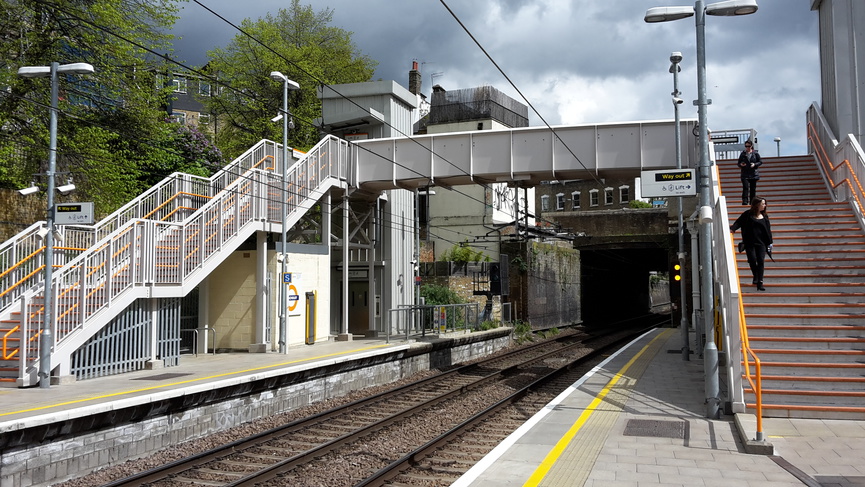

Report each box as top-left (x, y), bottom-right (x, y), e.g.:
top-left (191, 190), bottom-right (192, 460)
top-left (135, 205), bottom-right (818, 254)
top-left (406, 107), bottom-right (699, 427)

top-left (0, 135), bottom-right (350, 386)
top-left (720, 154), bottom-right (865, 419)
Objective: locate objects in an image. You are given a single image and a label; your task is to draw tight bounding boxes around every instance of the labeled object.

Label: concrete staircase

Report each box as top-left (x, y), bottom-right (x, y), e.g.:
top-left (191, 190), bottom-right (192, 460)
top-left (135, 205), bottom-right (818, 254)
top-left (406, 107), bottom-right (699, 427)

top-left (719, 155), bottom-right (865, 419)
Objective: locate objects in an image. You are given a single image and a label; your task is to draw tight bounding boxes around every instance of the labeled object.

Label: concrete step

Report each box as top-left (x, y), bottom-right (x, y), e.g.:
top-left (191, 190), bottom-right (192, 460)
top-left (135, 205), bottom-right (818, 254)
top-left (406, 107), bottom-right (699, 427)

top-left (750, 348), bottom-right (865, 363)
top-left (746, 313), bottom-right (865, 325)
top-left (748, 374), bottom-right (865, 392)
top-left (743, 302), bottom-right (865, 315)
top-left (743, 388), bottom-right (865, 408)
top-left (747, 336), bottom-right (865, 350)
top-left (741, 282), bottom-right (865, 293)
top-left (747, 324), bottom-right (865, 338)
top-left (742, 294), bottom-right (865, 306)
top-left (739, 265), bottom-right (865, 277)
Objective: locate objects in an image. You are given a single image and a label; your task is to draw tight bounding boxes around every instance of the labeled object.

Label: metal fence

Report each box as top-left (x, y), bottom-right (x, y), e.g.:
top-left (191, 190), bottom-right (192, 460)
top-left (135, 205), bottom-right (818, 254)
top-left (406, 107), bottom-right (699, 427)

top-left (386, 302), bottom-right (480, 343)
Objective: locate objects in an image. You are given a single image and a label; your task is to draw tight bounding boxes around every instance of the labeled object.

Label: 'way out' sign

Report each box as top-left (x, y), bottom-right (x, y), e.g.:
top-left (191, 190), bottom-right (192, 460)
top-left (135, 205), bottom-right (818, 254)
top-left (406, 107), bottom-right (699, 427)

top-left (640, 169), bottom-right (696, 197)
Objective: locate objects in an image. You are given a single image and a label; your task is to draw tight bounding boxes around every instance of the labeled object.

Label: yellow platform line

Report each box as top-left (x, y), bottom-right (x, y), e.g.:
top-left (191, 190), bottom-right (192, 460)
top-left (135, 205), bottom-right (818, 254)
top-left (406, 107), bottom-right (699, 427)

top-left (523, 329), bottom-right (673, 487)
top-left (0, 343), bottom-right (392, 417)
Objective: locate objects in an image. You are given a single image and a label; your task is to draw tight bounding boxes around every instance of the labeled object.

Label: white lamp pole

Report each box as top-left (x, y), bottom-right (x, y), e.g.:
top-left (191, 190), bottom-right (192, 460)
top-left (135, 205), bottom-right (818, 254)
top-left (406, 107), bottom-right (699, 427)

top-left (774, 136), bottom-right (781, 157)
top-left (646, 0), bottom-right (758, 419)
top-left (269, 71), bottom-right (299, 354)
top-left (17, 62), bottom-right (94, 388)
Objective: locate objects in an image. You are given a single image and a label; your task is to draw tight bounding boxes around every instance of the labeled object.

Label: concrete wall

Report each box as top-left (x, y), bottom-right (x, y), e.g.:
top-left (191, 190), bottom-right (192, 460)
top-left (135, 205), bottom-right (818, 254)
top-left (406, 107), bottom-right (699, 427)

top-left (206, 248), bottom-right (331, 351)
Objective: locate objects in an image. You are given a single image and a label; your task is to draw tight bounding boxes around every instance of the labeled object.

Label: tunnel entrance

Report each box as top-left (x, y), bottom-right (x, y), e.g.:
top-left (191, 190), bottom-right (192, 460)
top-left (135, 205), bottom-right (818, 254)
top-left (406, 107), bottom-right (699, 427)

top-left (580, 247), bottom-right (671, 326)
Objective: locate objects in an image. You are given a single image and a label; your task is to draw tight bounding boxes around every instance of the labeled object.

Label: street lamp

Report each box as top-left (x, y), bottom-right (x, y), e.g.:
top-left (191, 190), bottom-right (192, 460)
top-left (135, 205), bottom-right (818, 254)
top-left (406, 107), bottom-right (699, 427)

top-left (774, 136), bottom-right (781, 157)
top-left (17, 61), bottom-right (94, 388)
top-left (269, 71), bottom-right (299, 354)
top-left (645, 0), bottom-right (758, 420)
top-left (669, 51), bottom-right (690, 362)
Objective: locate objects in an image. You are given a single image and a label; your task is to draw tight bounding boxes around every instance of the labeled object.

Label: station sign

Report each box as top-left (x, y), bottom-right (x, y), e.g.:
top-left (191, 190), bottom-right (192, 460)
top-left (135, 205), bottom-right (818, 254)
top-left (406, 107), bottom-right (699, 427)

top-left (640, 169), bottom-right (696, 197)
top-left (54, 202), bottom-right (94, 225)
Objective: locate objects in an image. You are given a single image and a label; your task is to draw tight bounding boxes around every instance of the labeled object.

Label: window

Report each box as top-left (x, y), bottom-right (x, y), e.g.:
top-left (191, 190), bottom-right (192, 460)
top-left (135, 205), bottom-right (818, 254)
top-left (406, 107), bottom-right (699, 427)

top-left (556, 193), bottom-right (565, 210)
top-left (169, 112), bottom-right (187, 124)
top-left (619, 185), bottom-right (630, 204)
top-left (590, 189), bottom-right (599, 207)
top-left (199, 113), bottom-right (211, 126)
top-left (172, 76), bottom-right (187, 93)
top-left (541, 195), bottom-right (550, 211)
top-left (571, 191), bottom-right (580, 210)
top-left (199, 81), bottom-right (211, 97)
top-left (604, 187), bottom-right (614, 205)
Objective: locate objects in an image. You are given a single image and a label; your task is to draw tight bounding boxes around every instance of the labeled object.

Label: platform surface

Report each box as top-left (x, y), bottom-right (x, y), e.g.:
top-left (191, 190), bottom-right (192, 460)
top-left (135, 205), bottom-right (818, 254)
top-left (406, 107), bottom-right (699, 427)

top-left (0, 337), bottom-right (405, 431)
top-left (454, 328), bottom-right (865, 487)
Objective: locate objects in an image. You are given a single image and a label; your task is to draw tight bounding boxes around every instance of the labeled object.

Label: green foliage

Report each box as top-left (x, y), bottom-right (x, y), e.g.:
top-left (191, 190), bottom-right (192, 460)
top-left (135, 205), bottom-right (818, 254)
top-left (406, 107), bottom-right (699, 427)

top-left (478, 320), bottom-right (500, 331)
top-left (439, 241), bottom-right (487, 263)
top-left (203, 0), bottom-right (377, 158)
top-left (0, 0), bottom-right (223, 219)
top-left (629, 200), bottom-right (653, 208)
top-left (420, 284), bottom-right (464, 306)
top-left (511, 320), bottom-right (534, 344)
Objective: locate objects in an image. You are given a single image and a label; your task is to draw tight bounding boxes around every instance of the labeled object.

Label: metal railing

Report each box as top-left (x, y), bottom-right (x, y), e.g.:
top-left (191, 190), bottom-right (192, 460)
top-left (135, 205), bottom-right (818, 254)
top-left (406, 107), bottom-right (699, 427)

top-left (386, 302), bottom-right (481, 343)
top-left (5, 136), bottom-right (349, 385)
top-left (711, 128), bottom-right (758, 160)
top-left (807, 104), bottom-right (865, 231)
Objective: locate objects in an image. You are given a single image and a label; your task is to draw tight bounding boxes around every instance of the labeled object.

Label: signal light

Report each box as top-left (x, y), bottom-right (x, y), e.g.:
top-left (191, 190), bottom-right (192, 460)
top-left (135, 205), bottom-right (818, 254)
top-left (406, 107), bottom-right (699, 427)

top-left (672, 263), bottom-right (682, 282)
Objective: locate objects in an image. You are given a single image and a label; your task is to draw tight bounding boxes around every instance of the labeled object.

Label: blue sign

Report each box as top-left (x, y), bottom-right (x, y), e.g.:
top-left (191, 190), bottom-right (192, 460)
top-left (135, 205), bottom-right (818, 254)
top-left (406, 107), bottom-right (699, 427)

top-left (283, 273), bottom-right (292, 283)
top-left (288, 295), bottom-right (299, 301)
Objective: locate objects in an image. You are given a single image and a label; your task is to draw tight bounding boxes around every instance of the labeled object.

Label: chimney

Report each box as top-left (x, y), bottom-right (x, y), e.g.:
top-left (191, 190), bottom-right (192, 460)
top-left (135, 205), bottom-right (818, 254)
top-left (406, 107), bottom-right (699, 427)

top-left (409, 61), bottom-right (422, 95)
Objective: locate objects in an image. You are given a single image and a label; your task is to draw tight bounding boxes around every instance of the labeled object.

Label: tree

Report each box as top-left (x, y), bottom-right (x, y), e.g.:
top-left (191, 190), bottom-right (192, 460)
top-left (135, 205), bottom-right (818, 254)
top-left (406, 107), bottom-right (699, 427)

top-left (0, 0), bottom-right (198, 214)
top-left (203, 0), bottom-right (378, 158)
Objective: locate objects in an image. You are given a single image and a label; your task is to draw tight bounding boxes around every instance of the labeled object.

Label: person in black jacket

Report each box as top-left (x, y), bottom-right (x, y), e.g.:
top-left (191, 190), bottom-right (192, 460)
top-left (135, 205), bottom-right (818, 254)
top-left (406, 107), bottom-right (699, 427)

top-left (730, 197), bottom-right (773, 290)
top-left (737, 140), bottom-right (762, 205)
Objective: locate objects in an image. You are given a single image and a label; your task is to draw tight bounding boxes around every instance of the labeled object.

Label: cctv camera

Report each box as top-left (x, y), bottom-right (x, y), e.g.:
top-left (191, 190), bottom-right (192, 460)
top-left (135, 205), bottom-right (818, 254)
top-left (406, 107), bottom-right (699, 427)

top-left (18, 185), bottom-right (39, 196)
top-left (670, 51), bottom-right (683, 63)
top-left (673, 97), bottom-right (684, 105)
top-left (271, 114), bottom-right (283, 123)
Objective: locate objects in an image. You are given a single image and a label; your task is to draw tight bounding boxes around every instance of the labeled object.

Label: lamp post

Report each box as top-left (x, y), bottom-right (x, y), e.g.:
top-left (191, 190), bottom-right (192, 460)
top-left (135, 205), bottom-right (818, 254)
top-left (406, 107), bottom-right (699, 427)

top-left (269, 71), bottom-right (299, 354)
top-left (17, 62), bottom-right (94, 388)
top-left (669, 51), bottom-right (690, 362)
top-left (774, 136), bottom-right (781, 156)
top-left (646, 0), bottom-right (758, 419)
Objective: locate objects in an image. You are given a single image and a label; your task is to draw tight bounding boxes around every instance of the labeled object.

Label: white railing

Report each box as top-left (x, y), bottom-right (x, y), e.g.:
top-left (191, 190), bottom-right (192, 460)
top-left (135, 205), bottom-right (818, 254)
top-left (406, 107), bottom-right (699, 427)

top-left (0, 141), bottom-right (280, 313)
top-left (807, 103), bottom-right (865, 231)
top-left (11, 136), bottom-right (350, 385)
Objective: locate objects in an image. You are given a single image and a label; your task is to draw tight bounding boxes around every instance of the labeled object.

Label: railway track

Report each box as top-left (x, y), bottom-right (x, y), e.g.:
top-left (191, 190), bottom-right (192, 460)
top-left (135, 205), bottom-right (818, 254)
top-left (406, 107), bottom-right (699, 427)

top-left (99, 320), bottom-right (663, 487)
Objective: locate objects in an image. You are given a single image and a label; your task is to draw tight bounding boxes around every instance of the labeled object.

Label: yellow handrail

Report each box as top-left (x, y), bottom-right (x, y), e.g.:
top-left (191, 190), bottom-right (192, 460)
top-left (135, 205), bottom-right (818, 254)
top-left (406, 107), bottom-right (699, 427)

top-left (731, 236), bottom-right (764, 440)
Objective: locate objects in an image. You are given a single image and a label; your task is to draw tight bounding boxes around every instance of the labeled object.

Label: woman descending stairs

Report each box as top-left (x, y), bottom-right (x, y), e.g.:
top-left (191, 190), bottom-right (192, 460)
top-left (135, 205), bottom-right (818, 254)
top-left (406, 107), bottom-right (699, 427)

top-left (719, 154), bottom-right (865, 419)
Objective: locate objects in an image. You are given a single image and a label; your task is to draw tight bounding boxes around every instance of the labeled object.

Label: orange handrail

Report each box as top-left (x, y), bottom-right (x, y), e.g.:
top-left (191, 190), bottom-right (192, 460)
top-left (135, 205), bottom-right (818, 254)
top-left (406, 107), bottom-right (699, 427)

top-left (731, 235), bottom-right (764, 440)
top-left (808, 122), bottom-right (865, 211)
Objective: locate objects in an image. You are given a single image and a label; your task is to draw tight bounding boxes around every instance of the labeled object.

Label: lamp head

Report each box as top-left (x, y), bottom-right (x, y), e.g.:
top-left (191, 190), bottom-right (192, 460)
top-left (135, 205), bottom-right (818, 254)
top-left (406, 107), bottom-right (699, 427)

top-left (270, 71), bottom-right (287, 82)
top-left (56, 179), bottom-right (75, 194)
top-left (673, 97), bottom-right (684, 105)
top-left (705, 0), bottom-right (758, 16)
top-left (644, 6), bottom-right (694, 22)
top-left (670, 51), bottom-right (683, 64)
top-left (773, 136), bottom-right (781, 142)
top-left (18, 184), bottom-right (39, 196)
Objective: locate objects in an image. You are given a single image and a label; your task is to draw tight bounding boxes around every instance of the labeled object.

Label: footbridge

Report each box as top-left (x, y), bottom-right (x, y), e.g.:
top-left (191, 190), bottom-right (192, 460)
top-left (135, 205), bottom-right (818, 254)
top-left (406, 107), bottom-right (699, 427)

top-left (0, 118), bottom-right (701, 387)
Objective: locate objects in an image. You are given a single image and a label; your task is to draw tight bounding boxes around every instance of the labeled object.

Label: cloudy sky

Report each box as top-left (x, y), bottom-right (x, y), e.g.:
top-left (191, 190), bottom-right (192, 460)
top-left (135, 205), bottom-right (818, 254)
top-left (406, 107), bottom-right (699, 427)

top-left (171, 0), bottom-right (820, 157)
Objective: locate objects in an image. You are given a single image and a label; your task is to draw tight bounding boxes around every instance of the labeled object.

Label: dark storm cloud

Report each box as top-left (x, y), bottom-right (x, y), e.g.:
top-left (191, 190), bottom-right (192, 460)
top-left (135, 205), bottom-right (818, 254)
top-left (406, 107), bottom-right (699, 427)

top-left (171, 1), bottom-right (819, 155)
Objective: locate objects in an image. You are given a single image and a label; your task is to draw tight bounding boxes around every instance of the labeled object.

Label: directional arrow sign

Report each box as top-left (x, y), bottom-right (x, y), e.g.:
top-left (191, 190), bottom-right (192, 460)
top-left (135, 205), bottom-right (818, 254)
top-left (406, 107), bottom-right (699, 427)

top-left (640, 169), bottom-right (696, 197)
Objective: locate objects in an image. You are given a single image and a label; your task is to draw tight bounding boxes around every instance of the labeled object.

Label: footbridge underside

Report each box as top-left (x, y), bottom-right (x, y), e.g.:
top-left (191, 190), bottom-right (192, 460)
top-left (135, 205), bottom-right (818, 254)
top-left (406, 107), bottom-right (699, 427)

top-left (353, 119), bottom-right (699, 191)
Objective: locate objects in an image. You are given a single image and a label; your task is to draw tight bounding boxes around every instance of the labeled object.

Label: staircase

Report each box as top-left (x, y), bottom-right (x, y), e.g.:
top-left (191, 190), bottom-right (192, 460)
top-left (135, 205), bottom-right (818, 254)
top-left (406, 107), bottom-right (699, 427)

top-left (720, 154), bottom-right (865, 419)
top-left (0, 136), bottom-right (350, 386)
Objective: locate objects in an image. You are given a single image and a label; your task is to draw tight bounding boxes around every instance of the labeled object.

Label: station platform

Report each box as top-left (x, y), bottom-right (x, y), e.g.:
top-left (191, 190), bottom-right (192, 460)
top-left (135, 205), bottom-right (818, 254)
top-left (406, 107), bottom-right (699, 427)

top-left (454, 328), bottom-right (865, 487)
top-left (0, 337), bottom-right (406, 429)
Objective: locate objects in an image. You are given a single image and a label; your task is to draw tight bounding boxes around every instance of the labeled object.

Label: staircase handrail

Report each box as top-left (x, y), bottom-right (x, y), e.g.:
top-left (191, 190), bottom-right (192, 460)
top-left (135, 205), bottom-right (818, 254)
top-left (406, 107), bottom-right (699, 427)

top-left (0, 140), bottom-right (280, 314)
top-left (807, 103), bottom-right (865, 231)
top-left (735, 259), bottom-right (765, 441)
top-left (32, 136), bottom-right (348, 373)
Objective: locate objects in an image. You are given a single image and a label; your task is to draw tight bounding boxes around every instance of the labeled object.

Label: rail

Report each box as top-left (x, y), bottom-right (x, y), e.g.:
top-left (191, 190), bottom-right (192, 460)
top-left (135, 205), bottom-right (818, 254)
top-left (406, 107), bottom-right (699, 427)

top-left (807, 103), bottom-right (865, 231)
top-left (736, 260), bottom-right (764, 441)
